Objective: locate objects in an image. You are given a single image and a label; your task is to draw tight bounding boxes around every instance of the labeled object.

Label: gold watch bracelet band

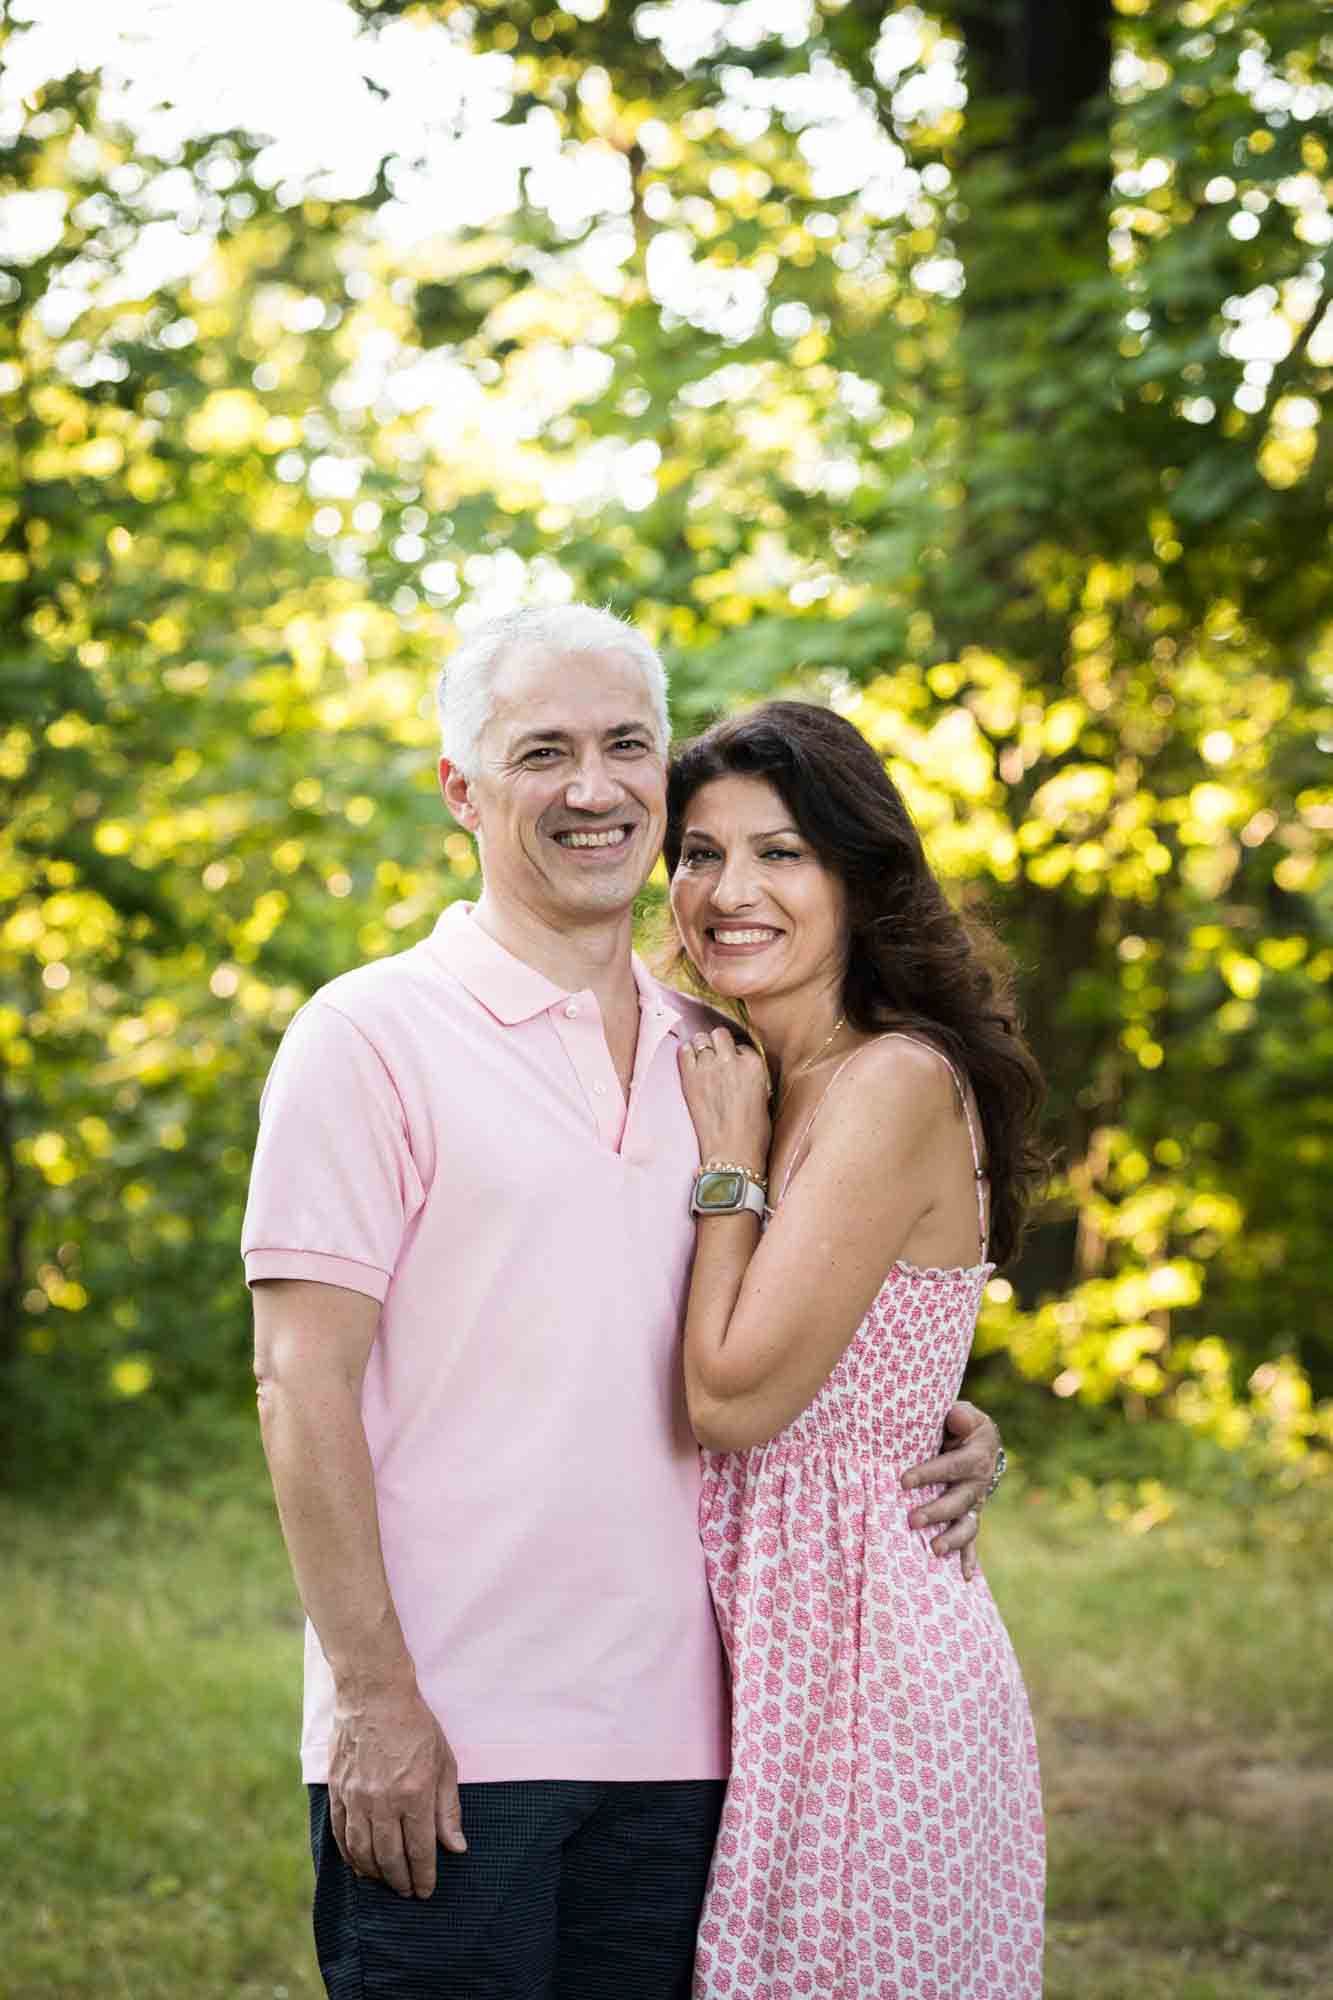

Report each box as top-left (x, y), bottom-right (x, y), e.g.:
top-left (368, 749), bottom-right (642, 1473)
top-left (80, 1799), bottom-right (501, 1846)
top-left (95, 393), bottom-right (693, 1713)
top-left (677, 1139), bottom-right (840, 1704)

top-left (700, 1157), bottom-right (768, 1190)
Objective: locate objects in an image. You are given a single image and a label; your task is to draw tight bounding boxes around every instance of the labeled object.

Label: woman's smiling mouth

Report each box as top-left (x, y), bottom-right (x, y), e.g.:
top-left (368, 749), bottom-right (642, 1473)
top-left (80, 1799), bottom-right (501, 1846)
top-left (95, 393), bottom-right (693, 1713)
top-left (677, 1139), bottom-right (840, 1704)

top-left (707, 926), bottom-right (783, 948)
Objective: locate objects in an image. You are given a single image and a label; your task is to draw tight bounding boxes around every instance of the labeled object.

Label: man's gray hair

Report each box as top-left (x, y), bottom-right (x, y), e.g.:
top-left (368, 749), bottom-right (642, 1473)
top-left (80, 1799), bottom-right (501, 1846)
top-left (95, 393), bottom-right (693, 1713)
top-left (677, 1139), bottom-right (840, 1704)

top-left (437, 604), bottom-right (670, 776)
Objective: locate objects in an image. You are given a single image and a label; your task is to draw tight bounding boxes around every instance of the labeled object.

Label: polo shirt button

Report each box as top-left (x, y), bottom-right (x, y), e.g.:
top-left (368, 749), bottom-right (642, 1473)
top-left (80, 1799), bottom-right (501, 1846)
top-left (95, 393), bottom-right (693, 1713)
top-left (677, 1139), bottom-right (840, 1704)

top-left (564, 1003), bottom-right (578, 1018)
top-left (593, 1082), bottom-right (606, 1095)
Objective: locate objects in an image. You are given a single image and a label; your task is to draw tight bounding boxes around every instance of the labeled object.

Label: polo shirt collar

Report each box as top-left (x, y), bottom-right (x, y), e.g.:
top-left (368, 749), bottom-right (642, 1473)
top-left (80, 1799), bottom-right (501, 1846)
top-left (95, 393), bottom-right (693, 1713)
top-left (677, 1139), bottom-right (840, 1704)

top-left (634, 953), bottom-right (686, 1038)
top-left (426, 902), bottom-right (568, 1025)
top-left (426, 901), bottom-right (686, 1036)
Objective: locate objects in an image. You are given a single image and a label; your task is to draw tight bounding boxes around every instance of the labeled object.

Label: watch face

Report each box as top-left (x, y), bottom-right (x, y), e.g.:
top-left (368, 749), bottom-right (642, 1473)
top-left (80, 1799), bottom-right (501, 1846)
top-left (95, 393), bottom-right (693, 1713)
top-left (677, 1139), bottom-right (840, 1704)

top-left (695, 1170), bottom-right (745, 1211)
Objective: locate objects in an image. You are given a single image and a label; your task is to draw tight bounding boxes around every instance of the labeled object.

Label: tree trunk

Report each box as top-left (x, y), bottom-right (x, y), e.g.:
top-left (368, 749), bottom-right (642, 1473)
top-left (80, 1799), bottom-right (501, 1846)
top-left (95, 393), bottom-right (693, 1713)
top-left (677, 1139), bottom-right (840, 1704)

top-left (954, 0), bottom-right (1112, 149)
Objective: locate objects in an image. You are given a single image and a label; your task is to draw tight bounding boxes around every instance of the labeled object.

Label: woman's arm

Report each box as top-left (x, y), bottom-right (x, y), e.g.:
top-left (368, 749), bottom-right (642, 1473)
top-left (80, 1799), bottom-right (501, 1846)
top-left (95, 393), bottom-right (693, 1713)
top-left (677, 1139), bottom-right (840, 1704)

top-left (680, 1030), bottom-right (955, 1452)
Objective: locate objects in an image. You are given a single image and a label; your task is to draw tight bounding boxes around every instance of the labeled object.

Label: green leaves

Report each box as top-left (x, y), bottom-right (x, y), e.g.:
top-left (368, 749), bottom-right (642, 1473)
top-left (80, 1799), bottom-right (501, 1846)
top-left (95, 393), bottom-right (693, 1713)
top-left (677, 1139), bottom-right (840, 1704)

top-left (1, 0), bottom-right (1329, 1481)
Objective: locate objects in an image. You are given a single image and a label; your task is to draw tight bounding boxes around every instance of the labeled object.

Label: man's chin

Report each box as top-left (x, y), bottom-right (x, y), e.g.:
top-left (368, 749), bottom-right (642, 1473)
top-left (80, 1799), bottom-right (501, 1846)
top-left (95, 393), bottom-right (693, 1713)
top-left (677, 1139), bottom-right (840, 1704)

top-left (566, 869), bottom-right (648, 911)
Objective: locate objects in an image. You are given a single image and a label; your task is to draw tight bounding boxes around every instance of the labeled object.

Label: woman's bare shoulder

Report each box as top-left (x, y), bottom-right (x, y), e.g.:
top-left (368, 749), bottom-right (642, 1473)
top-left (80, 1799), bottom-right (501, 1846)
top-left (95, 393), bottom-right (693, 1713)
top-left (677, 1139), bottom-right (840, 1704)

top-left (794, 1034), bottom-right (956, 1168)
top-left (843, 1031), bottom-right (960, 1106)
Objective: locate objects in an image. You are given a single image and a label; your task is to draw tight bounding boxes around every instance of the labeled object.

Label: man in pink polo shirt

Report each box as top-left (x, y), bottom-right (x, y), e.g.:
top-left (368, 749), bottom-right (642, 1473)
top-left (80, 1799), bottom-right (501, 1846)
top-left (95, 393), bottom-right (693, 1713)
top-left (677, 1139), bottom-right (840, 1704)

top-left (243, 605), bottom-right (999, 1999)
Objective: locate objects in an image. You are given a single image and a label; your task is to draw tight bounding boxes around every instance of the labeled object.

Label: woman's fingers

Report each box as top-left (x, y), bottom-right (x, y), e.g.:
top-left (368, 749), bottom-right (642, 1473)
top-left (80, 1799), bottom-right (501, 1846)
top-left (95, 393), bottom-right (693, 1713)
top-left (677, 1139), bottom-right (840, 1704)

top-left (679, 1027), bottom-right (772, 1166)
top-left (691, 1027), bottom-right (736, 1057)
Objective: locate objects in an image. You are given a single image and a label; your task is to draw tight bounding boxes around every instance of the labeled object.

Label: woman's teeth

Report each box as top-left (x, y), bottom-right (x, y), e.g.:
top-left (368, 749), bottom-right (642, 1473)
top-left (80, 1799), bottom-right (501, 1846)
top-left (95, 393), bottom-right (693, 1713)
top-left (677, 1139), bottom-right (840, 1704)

top-left (712, 928), bottom-right (779, 944)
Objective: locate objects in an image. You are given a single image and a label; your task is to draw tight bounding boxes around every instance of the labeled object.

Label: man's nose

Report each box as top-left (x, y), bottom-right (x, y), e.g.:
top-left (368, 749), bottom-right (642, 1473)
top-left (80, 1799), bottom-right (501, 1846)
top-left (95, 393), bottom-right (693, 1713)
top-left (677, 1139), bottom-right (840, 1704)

top-left (564, 753), bottom-right (623, 813)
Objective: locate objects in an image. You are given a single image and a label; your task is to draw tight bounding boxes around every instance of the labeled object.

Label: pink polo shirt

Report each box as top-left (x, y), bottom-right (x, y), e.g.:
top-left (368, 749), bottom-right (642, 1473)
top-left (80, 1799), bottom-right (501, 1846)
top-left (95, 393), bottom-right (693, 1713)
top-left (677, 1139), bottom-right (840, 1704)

top-left (242, 901), bottom-right (728, 1784)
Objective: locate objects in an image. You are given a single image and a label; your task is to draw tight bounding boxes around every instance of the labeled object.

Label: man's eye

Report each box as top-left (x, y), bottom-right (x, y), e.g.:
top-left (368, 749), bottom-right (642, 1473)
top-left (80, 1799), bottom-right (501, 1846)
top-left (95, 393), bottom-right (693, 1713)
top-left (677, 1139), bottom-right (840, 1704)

top-left (612, 737), bottom-right (651, 753)
top-left (523, 747), bottom-right (561, 763)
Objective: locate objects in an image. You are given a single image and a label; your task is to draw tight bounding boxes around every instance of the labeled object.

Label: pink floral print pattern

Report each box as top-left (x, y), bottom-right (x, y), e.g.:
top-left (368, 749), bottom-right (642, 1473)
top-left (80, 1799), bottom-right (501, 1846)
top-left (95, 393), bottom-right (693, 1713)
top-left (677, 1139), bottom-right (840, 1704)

top-left (693, 1255), bottom-right (1045, 1998)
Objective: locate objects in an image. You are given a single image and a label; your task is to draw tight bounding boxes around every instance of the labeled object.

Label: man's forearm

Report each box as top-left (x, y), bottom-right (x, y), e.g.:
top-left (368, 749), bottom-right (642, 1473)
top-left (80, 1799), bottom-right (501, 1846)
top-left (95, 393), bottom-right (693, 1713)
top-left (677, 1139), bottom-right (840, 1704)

top-left (257, 1368), bottom-right (416, 1694)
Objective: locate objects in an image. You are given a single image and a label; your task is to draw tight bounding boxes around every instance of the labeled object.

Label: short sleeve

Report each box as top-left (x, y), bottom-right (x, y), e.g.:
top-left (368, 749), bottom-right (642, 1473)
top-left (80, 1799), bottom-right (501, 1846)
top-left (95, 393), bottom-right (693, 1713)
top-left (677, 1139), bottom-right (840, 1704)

top-left (241, 999), bottom-right (424, 1302)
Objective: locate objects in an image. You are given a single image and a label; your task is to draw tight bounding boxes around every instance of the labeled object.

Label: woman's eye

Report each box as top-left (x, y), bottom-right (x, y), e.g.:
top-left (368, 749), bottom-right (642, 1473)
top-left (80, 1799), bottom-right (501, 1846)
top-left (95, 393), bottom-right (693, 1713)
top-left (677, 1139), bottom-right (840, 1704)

top-left (763, 846), bottom-right (801, 861)
top-left (681, 847), bottom-right (719, 867)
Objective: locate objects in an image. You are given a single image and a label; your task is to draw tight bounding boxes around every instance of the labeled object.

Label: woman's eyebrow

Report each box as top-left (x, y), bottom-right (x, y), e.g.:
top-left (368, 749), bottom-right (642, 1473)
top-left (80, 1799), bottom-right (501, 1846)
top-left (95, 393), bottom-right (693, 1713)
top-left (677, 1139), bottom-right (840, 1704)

top-left (680, 823), bottom-right (803, 841)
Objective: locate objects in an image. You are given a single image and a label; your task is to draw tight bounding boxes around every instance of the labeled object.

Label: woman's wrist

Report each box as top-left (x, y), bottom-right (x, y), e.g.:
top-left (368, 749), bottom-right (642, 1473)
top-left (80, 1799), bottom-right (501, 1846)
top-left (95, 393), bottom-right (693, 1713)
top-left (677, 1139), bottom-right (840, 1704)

top-left (701, 1156), bottom-right (768, 1189)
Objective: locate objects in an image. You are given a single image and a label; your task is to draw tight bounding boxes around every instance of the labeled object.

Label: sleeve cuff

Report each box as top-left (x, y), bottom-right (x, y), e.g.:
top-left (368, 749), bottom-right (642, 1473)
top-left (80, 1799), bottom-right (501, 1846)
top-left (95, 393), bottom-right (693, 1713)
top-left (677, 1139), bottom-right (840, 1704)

top-left (243, 1249), bottom-right (391, 1303)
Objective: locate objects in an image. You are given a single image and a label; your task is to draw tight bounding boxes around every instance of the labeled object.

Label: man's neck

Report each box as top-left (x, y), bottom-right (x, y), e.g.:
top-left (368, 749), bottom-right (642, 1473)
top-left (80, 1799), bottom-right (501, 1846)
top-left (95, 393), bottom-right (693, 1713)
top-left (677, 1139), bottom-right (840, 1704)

top-left (469, 889), bottom-right (640, 1009)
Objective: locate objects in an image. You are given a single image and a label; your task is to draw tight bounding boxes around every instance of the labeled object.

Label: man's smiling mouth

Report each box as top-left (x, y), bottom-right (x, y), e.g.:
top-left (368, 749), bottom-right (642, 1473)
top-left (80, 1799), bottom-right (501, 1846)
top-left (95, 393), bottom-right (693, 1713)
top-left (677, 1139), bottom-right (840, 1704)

top-left (553, 826), bottom-right (632, 848)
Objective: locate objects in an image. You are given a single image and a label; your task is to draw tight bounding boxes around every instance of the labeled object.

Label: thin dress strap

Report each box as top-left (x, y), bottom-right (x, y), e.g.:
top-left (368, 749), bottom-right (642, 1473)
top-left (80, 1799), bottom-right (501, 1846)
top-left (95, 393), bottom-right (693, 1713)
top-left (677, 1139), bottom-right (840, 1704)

top-left (775, 1047), bottom-right (869, 1206)
top-left (775, 1031), bottom-right (989, 1263)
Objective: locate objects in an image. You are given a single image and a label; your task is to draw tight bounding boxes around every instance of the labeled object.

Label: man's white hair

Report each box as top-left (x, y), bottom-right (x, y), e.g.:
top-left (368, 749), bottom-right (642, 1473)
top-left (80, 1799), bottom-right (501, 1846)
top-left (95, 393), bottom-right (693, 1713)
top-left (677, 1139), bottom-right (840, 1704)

top-left (437, 604), bottom-right (670, 776)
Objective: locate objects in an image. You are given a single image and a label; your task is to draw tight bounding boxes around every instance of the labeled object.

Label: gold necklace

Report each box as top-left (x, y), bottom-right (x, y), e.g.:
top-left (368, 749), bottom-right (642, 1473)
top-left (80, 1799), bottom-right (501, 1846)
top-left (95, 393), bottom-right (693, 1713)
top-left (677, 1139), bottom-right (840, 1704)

top-left (775, 1014), bottom-right (847, 1113)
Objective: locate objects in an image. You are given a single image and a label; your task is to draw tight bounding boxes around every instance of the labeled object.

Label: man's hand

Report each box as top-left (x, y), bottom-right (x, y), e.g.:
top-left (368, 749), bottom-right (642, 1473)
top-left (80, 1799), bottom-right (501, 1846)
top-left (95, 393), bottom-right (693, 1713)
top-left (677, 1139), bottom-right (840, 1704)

top-left (900, 1400), bottom-right (1001, 1582)
top-left (328, 1679), bottom-right (467, 1899)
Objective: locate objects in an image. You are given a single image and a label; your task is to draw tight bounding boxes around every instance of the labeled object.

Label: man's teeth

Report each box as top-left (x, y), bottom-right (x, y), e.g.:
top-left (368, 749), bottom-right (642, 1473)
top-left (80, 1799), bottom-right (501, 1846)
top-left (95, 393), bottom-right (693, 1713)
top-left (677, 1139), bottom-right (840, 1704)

top-left (558, 828), bottom-right (628, 848)
top-left (713, 929), bottom-right (779, 944)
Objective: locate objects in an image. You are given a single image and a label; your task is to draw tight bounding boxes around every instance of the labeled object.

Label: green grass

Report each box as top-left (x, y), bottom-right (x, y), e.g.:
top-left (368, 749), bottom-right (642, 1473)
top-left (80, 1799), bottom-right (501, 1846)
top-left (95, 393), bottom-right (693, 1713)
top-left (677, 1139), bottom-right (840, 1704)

top-left (0, 1437), bottom-right (319, 2000)
top-left (988, 1482), bottom-right (1333, 1998)
top-left (2, 1441), bottom-right (1330, 1999)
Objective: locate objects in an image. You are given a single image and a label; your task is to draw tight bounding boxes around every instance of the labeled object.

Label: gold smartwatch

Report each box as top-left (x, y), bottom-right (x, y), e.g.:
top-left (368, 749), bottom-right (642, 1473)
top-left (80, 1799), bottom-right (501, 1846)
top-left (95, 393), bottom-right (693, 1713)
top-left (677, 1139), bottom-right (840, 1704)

top-left (690, 1165), bottom-right (768, 1220)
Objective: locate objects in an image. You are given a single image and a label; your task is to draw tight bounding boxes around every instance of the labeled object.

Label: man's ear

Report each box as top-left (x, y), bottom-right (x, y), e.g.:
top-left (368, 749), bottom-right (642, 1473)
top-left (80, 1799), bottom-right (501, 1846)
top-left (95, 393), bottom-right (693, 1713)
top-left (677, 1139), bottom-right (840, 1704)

top-left (439, 757), bottom-right (480, 832)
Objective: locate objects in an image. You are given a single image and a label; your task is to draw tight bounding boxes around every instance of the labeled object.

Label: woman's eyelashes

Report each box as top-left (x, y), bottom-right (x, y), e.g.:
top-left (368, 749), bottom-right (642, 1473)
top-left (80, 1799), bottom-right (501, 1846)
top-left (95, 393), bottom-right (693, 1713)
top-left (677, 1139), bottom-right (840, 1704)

top-left (680, 842), bottom-right (804, 868)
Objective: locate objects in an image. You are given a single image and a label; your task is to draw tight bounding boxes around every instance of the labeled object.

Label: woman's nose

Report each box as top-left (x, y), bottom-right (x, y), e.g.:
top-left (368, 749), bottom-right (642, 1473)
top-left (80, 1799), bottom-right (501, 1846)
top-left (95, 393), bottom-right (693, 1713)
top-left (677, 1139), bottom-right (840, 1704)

top-left (711, 856), bottom-right (759, 911)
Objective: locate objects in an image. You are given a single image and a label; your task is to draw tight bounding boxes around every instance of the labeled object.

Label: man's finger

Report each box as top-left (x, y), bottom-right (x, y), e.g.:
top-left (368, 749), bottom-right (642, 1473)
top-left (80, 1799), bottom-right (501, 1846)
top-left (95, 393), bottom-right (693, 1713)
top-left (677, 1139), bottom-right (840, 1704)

top-left (329, 1789), bottom-right (351, 1868)
top-left (903, 1443), bottom-right (988, 1490)
top-left (931, 1507), bottom-right (980, 1559)
top-left (403, 1808), bottom-right (440, 1900)
top-left (342, 1806), bottom-right (376, 1880)
top-left (370, 1815), bottom-right (413, 1898)
top-left (437, 1773), bottom-right (468, 1857)
top-left (906, 1460), bottom-right (984, 1503)
top-left (910, 1482), bottom-right (984, 1531)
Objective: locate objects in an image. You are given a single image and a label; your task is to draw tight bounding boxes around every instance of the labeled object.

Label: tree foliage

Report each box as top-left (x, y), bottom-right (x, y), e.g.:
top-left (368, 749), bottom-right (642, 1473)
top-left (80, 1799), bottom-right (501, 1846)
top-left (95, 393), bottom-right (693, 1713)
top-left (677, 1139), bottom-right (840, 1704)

top-left (2, 0), bottom-right (1330, 1480)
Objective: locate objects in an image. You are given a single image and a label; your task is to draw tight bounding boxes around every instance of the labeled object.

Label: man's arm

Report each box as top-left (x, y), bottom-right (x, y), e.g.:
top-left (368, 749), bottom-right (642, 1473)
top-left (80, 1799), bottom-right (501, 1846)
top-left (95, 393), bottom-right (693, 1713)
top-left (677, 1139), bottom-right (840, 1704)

top-left (252, 1277), bottom-right (466, 1898)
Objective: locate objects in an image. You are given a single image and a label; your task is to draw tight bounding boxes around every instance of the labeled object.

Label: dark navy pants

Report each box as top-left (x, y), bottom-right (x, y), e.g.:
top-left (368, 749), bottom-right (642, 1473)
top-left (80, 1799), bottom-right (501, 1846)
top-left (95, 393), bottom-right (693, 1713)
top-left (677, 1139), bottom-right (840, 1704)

top-left (309, 1779), bottom-right (725, 1999)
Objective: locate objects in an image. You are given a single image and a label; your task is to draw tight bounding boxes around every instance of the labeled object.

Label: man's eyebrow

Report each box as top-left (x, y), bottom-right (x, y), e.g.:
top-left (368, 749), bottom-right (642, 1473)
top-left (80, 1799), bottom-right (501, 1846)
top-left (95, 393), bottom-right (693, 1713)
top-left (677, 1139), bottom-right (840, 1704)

top-left (509, 727), bottom-right (569, 752)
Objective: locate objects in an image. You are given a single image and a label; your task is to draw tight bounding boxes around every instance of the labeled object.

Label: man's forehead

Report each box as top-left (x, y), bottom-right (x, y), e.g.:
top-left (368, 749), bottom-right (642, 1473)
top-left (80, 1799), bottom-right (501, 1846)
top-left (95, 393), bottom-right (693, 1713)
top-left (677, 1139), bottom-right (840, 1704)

top-left (486, 644), bottom-right (658, 734)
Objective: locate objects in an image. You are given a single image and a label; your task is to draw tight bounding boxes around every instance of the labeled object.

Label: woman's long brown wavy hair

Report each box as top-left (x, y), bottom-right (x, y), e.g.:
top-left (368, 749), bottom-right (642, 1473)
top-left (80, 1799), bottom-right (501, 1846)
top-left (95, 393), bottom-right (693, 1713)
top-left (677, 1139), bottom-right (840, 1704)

top-left (664, 700), bottom-right (1046, 1267)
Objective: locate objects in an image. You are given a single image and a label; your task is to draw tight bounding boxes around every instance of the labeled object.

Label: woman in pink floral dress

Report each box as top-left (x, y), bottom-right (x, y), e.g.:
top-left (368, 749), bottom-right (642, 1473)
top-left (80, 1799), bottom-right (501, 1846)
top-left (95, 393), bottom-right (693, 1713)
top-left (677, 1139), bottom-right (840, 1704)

top-left (665, 702), bottom-right (1046, 1999)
